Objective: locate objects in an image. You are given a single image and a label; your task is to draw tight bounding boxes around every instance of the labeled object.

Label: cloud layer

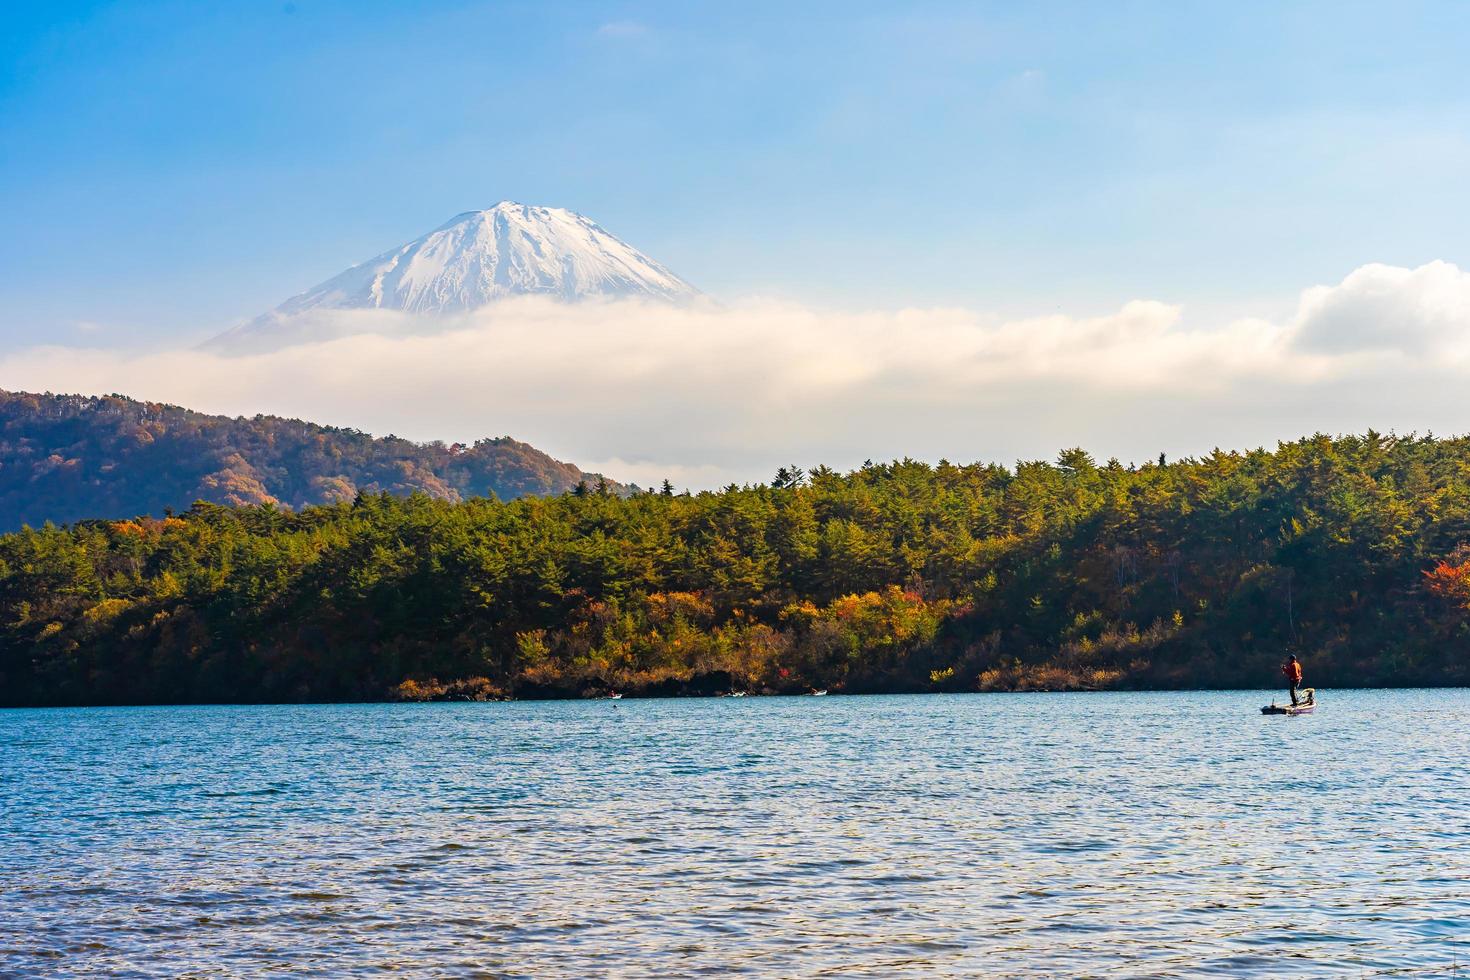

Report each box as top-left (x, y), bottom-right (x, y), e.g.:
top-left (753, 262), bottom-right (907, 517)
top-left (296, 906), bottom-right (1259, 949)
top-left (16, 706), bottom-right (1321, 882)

top-left (3, 262), bottom-right (1468, 488)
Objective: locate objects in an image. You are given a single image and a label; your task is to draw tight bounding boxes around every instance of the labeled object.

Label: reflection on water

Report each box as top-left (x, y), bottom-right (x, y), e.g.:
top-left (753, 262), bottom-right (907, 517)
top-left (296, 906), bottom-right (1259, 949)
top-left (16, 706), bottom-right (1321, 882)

top-left (2, 692), bottom-right (1469, 978)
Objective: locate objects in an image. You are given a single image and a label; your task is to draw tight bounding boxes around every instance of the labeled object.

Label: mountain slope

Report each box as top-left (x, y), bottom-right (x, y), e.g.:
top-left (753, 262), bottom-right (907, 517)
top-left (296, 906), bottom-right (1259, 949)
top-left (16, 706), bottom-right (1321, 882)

top-left (0, 390), bottom-right (617, 530)
top-left (209, 203), bottom-right (698, 350)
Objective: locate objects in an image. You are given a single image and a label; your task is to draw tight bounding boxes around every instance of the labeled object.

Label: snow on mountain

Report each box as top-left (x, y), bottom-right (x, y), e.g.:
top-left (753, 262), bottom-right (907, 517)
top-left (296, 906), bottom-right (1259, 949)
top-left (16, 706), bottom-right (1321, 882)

top-left (209, 203), bottom-right (698, 350)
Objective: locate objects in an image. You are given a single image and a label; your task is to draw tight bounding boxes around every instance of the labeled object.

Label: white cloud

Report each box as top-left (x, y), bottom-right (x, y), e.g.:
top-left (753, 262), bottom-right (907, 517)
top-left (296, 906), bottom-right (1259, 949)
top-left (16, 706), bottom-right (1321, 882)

top-left (2, 262), bottom-right (1469, 488)
top-left (596, 20), bottom-right (648, 39)
top-left (1290, 260), bottom-right (1470, 358)
top-left (996, 67), bottom-right (1047, 106)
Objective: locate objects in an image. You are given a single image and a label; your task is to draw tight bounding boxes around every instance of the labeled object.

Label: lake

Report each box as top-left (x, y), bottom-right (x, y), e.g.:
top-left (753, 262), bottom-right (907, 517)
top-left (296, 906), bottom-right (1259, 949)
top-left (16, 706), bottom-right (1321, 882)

top-left (2, 692), bottom-right (1468, 978)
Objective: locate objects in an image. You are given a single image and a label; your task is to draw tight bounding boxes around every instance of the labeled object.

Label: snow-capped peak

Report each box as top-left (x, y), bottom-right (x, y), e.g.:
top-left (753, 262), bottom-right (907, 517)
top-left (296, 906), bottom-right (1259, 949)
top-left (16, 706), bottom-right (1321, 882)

top-left (276, 203), bottom-right (698, 315)
top-left (205, 201), bottom-right (699, 351)
top-left (208, 203), bottom-right (699, 350)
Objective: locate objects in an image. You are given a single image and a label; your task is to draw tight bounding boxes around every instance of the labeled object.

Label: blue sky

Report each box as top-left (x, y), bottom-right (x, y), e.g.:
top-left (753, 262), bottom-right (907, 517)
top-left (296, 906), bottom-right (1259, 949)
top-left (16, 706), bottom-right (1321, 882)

top-left (3, 0), bottom-right (1470, 347)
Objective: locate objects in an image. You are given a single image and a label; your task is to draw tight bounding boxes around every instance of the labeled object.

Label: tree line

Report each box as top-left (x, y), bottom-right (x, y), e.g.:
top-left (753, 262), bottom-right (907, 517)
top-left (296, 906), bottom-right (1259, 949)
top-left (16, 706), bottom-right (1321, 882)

top-left (2, 432), bottom-right (1468, 705)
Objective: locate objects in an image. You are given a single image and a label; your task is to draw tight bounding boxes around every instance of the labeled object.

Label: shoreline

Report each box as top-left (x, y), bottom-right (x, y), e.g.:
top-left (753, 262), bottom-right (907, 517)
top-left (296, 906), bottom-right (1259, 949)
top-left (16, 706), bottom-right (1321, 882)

top-left (8, 683), bottom-right (1470, 710)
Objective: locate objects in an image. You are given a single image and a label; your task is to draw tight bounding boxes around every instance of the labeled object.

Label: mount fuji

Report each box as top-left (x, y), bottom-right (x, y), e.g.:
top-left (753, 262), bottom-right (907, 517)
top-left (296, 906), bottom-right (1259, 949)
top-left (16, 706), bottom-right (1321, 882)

top-left (209, 203), bottom-right (699, 351)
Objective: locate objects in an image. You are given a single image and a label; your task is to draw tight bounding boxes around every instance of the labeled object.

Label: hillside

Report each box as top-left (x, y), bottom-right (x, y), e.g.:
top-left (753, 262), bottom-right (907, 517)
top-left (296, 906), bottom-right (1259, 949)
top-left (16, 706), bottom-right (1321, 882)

top-left (3, 432), bottom-right (1468, 706)
top-left (0, 390), bottom-right (615, 530)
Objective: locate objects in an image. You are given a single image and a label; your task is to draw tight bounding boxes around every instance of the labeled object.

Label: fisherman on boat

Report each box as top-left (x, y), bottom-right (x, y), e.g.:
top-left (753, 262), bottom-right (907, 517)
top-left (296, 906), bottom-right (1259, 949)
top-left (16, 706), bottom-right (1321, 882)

top-left (1281, 655), bottom-right (1303, 706)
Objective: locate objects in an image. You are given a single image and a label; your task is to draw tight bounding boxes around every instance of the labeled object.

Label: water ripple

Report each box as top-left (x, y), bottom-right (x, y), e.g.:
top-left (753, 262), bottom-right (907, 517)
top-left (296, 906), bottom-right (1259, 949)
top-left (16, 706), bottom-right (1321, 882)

top-left (3, 691), bottom-right (1470, 977)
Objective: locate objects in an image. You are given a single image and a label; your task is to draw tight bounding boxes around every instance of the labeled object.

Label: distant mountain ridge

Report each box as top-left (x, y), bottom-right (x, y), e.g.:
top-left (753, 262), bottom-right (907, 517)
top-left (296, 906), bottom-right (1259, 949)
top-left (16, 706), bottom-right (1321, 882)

top-left (0, 390), bottom-right (618, 530)
top-left (209, 202), bottom-right (698, 350)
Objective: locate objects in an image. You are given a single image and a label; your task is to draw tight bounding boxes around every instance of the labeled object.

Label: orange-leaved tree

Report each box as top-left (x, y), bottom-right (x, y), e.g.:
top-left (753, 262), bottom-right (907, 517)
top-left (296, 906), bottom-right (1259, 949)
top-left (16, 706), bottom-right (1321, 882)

top-left (1423, 546), bottom-right (1470, 611)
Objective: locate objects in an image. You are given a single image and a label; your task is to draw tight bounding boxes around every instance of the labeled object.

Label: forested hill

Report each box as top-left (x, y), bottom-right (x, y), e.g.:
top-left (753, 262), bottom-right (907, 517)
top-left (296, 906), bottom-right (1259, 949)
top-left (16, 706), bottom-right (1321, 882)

top-left (3, 432), bottom-right (1469, 707)
top-left (0, 390), bottom-right (617, 530)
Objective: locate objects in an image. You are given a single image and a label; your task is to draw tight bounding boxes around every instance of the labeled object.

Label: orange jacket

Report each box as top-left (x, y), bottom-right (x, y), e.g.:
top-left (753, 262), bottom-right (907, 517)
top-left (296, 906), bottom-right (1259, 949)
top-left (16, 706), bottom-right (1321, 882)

top-left (1282, 661), bottom-right (1302, 684)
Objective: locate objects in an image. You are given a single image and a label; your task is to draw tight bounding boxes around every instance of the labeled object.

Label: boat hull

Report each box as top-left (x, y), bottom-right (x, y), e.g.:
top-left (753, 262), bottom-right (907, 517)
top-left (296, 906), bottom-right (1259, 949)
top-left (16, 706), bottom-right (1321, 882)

top-left (1261, 703), bottom-right (1315, 715)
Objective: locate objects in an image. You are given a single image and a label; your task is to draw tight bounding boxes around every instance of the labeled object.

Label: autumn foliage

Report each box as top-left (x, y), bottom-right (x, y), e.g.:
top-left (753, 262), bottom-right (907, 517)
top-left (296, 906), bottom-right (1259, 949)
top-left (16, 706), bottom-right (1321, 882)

top-left (1424, 555), bottom-right (1470, 611)
top-left (2, 431), bottom-right (1470, 705)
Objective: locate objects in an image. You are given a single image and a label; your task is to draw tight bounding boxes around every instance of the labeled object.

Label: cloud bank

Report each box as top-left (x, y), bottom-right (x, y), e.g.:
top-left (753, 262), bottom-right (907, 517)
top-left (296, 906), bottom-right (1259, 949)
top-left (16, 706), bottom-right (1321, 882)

top-left (3, 262), bottom-right (1468, 488)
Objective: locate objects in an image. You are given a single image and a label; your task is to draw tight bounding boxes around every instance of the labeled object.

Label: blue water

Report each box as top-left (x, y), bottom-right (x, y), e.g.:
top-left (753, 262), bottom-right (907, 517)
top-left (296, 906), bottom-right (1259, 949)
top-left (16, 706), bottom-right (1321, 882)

top-left (2, 691), bottom-right (1469, 978)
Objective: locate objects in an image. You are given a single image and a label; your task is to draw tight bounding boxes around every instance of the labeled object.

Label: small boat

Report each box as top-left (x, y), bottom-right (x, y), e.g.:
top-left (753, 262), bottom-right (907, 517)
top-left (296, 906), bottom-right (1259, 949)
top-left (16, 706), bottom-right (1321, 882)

top-left (729, 691), bottom-right (748, 698)
top-left (1262, 689), bottom-right (1316, 715)
top-left (810, 689), bottom-right (828, 696)
top-left (1261, 702), bottom-right (1314, 715)
top-left (607, 692), bottom-right (623, 700)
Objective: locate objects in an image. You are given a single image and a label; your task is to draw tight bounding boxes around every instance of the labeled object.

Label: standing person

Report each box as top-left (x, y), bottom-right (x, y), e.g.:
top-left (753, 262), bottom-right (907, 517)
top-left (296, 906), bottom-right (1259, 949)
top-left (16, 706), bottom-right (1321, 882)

top-left (1281, 655), bottom-right (1303, 706)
